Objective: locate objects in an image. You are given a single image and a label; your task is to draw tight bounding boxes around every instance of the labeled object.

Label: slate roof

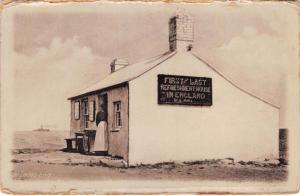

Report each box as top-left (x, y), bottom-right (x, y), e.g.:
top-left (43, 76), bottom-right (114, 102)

top-left (68, 50), bottom-right (279, 109)
top-left (68, 51), bottom-right (176, 100)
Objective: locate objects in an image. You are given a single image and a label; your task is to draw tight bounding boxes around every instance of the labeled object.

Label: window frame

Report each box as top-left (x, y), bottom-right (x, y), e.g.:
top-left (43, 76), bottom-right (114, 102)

top-left (113, 101), bottom-right (122, 129)
top-left (82, 99), bottom-right (89, 129)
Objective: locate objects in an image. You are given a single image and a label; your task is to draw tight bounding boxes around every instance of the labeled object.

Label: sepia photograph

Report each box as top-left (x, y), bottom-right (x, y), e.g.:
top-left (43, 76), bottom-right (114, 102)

top-left (0, 1), bottom-right (299, 194)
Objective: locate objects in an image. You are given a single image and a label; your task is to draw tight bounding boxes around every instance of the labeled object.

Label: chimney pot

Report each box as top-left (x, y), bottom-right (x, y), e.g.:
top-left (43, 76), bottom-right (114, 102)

top-left (110, 58), bottom-right (129, 73)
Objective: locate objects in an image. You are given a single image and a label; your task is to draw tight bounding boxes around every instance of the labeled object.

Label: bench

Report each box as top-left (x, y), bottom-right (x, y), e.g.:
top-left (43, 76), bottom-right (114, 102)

top-left (65, 130), bottom-right (96, 153)
top-left (64, 138), bottom-right (76, 151)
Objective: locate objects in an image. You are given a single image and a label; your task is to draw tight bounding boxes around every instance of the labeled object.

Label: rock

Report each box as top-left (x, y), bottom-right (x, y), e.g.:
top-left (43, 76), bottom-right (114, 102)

top-left (266, 159), bottom-right (280, 165)
top-left (100, 159), bottom-right (126, 168)
top-left (122, 160), bottom-right (129, 168)
top-left (220, 158), bottom-right (234, 164)
top-left (246, 161), bottom-right (264, 167)
top-left (11, 159), bottom-right (24, 163)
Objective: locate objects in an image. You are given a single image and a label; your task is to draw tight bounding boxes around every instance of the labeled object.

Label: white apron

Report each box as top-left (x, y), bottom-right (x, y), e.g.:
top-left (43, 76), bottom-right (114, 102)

top-left (94, 121), bottom-right (108, 151)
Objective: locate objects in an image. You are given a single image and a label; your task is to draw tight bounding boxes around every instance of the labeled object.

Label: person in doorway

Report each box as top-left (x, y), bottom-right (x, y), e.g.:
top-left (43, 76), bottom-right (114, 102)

top-left (94, 108), bottom-right (108, 155)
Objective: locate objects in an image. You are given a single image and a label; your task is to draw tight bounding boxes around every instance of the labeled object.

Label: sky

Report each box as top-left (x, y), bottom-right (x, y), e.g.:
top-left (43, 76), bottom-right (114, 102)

top-left (6, 2), bottom-right (298, 131)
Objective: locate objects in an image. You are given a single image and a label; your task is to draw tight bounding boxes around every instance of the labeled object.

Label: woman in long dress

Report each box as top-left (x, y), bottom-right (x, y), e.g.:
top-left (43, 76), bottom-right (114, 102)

top-left (94, 110), bottom-right (108, 155)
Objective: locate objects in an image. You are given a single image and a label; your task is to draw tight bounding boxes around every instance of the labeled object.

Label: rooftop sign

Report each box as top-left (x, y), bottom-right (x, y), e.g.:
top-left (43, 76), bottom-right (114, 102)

top-left (158, 74), bottom-right (212, 106)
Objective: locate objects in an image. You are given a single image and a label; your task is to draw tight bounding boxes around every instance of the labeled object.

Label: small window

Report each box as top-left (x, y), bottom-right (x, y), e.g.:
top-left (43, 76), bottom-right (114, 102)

top-left (89, 101), bottom-right (95, 122)
top-left (74, 101), bottom-right (80, 120)
top-left (82, 99), bottom-right (89, 129)
top-left (113, 101), bottom-right (122, 128)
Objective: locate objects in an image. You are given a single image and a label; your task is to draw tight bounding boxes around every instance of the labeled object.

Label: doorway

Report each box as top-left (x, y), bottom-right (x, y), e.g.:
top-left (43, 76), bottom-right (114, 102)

top-left (93, 93), bottom-right (109, 155)
top-left (99, 94), bottom-right (108, 121)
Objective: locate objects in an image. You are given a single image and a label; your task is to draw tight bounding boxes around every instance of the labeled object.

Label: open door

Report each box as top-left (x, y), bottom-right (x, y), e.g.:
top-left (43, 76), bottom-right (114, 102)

top-left (94, 94), bottom-right (108, 154)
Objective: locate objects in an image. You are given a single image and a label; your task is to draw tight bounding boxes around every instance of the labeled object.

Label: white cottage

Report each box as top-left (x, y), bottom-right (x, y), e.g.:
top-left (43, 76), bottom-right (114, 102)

top-left (68, 12), bottom-right (280, 166)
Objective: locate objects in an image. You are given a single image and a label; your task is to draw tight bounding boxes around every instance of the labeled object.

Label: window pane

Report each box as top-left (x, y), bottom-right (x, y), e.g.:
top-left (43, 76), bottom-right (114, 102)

top-left (116, 112), bottom-right (120, 126)
top-left (113, 101), bottom-right (122, 128)
top-left (118, 112), bottom-right (121, 126)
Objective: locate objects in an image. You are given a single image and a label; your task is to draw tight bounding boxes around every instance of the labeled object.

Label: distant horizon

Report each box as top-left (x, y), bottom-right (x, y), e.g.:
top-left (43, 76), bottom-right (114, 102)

top-left (14, 129), bottom-right (69, 132)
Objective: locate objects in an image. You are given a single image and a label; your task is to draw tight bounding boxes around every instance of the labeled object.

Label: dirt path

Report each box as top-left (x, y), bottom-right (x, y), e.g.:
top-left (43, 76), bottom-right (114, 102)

top-left (12, 160), bottom-right (287, 181)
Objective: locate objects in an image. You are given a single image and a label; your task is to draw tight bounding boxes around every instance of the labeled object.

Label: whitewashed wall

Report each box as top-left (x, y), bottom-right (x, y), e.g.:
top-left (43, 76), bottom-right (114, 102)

top-left (128, 51), bottom-right (279, 165)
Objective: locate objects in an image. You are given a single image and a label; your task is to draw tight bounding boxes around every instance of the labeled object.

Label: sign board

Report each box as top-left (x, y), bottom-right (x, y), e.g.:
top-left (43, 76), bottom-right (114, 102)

top-left (158, 74), bottom-right (212, 106)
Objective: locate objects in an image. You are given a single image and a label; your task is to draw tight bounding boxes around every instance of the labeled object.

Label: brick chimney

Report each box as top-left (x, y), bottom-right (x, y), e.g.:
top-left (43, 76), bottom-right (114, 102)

top-left (110, 58), bottom-right (129, 73)
top-left (169, 11), bottom-right (194, 52)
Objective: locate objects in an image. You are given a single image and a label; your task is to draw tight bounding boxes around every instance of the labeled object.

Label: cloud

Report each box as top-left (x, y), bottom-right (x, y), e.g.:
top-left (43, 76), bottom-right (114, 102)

top-left (13, 37), bottom-right (111, 131)
top-left (199, 25), bottom-right (297, 106)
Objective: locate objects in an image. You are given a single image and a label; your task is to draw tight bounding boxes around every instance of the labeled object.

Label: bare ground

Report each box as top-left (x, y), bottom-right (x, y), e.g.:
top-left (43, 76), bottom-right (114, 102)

top-left (12, 131), bottom-right (287, 181)
top-left (12, 158), bottom-right (287, 181)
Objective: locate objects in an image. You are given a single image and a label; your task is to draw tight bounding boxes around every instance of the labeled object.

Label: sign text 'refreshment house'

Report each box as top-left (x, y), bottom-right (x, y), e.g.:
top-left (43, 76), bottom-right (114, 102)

top-left (157, 74), bottom-right (212, 106)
